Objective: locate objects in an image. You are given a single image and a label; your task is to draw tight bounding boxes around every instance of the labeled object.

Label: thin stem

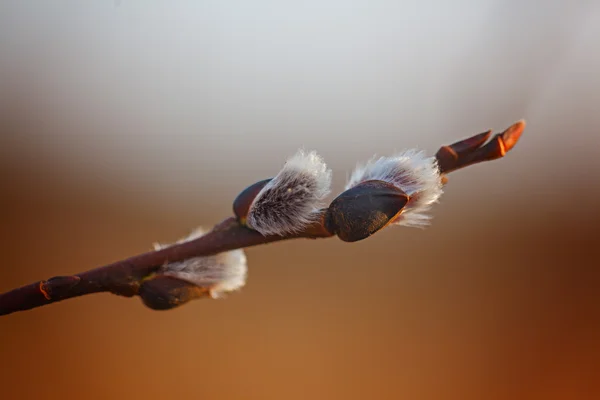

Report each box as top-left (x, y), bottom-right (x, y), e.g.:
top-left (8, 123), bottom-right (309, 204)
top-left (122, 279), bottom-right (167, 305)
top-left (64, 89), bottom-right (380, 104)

top-left (0, 218), bottom-right (330, 315)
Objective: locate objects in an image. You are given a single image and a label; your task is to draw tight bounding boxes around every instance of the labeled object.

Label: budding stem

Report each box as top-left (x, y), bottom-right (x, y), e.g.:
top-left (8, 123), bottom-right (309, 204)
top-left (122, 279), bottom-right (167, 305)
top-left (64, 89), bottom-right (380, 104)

top-left (0, 121), bottom-right (524, 316)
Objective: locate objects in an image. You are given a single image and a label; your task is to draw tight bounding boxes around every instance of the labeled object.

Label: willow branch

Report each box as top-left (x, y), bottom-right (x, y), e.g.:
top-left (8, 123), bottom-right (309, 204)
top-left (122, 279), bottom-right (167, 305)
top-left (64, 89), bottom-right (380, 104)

top-left (0, 120), bottom-right (524, 316)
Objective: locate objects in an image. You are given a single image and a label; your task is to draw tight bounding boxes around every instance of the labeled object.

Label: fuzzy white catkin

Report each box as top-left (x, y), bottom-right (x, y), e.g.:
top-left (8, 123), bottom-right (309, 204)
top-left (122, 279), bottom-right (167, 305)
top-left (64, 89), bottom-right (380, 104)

top-left (346, 149), bottom-right (443, 227)
top-left (153, 228), bottom-right (247, 299)
top-left (246, 149), bottom-right (332, 236)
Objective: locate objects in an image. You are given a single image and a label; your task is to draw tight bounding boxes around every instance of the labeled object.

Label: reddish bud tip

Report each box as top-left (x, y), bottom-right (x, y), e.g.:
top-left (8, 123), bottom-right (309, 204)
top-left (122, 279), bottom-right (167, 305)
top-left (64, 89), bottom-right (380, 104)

top-left (501, 119), bottom-right (525, 152)
top-left (437, 120), bottom-right (525, 174)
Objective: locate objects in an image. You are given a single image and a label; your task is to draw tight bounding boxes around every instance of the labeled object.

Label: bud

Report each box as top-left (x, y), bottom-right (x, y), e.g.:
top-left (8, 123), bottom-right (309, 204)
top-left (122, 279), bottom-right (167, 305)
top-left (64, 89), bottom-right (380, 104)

top-left (346, 150), bottom-right (443, 227)
top-left (235, 149), bottom-right (332, 236)
top-left (140, 227), bottom-right (247, 310)
top-left (139, 275), bottom-right (208, 311)
top-left (326, 180), bottom-right (409, 242)
top-left (436, 120), bottom-right (525, 174)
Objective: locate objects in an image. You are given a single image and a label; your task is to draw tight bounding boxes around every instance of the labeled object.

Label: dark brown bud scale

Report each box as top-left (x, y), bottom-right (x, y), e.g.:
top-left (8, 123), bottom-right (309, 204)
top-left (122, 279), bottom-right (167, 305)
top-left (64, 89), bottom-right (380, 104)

top-left (232, 178), bottom-right (272, 223)
top-left (138, 275), bottom-right (209, 310)
top-left (325, 180), bottom-right (409, 242)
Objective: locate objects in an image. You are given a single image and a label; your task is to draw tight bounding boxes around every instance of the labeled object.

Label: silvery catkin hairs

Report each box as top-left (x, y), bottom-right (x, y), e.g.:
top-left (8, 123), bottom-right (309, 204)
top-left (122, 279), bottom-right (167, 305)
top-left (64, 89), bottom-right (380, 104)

top-left (346, 150), bottom-right (443, 227)
top-left (153, 227), bottom-right (247, 299)
top-left (245, 149), bottom-right (332, 236)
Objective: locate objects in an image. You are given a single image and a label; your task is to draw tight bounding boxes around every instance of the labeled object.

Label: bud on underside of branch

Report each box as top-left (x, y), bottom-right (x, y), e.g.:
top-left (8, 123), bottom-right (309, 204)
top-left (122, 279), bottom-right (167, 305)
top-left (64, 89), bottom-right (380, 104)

top-left (139, 228), bottom-right (247, 310)
top-left (138, 275), bottom-right (207, 310)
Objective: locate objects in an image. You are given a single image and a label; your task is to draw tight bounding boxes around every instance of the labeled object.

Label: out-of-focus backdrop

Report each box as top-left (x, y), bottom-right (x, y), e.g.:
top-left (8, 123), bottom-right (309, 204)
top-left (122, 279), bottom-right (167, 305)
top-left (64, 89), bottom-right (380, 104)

top-left (1, 1), bottom-right (599, 399)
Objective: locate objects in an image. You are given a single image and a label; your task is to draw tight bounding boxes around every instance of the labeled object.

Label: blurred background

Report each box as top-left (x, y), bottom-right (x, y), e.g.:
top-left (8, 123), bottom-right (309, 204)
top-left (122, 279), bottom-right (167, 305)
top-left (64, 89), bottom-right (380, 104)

top-left (1, 1), bottom-right (599, 399)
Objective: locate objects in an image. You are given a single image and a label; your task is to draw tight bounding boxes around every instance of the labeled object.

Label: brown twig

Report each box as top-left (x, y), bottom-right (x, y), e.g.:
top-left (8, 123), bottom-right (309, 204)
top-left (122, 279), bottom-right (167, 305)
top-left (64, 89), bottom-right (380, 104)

top-left (0, 121), bottom-right (525, 316)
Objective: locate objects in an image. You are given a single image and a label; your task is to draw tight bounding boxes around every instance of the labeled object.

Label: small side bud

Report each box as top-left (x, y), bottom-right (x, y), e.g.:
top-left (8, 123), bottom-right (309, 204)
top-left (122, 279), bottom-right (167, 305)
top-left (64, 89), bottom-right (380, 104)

top-left (346, 150), bottom-right (443, 227)
top-left (242, 149), bottom-right (332, 236)
top-left (150, 228), bottom-right (247, 302)
top-left (38, 276), bottom-right (81, 301)
top-left (326, 180), bottom-right (409, 242)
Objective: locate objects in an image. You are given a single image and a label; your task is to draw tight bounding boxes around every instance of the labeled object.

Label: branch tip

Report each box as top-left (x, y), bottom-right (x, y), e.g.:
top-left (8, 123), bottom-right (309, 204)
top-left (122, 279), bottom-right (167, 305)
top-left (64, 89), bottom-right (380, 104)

top-left (436, 120), bottom-right (525, 174)
top-left (501, 119), bottom-right (525, 152)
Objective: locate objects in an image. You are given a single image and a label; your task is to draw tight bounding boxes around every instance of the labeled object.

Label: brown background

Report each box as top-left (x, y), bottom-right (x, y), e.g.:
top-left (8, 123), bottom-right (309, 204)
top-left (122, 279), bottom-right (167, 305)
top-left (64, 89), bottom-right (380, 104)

top-left (1, 1), bottom-right (599, 399)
